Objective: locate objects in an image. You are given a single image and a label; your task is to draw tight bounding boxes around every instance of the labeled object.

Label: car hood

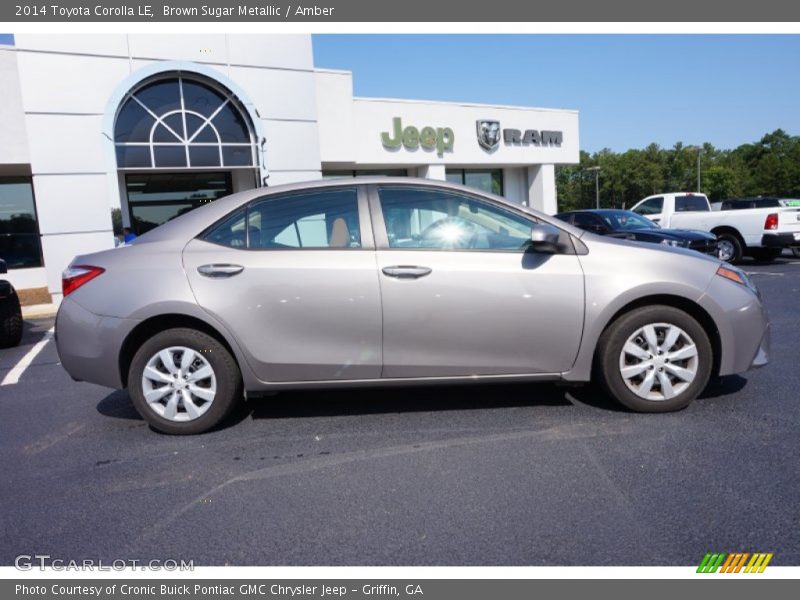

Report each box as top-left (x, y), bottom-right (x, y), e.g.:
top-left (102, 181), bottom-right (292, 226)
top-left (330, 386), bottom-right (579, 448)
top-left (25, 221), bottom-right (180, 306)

top-left (583, 229), bottom-right (722, 263)
top-left (621, 227), bottom-right (715, 241)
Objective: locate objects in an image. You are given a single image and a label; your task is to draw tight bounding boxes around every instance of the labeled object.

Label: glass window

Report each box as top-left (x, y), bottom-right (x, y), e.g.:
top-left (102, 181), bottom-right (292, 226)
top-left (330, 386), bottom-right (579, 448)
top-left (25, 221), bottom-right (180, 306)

top-left (445, 169), bottom-right (504, 195)
top-left (378, 186), bottom-right (534, 251)
top-left (241, 187), bottom-right (361, 250)
top-left (114, 75), bottom-right (257, 170)
top-left (674, 194), bottom-right (709, 212)
top-left (321, 170), bottom-right (408, 179)
top-left (0, 177), bottom-right (43, 269)
top-left (633, 197), bottom-right (663, 216)
top-left (572, 212), bottom-right (606, 231)
top-left (126, 172), bottom-right (232, 235)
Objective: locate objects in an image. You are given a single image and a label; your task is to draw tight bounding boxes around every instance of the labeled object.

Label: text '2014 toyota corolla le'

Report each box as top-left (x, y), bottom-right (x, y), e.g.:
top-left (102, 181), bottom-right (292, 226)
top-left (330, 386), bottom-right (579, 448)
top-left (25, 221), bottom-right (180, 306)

top-left (55, 179), bottom-right (770, 434)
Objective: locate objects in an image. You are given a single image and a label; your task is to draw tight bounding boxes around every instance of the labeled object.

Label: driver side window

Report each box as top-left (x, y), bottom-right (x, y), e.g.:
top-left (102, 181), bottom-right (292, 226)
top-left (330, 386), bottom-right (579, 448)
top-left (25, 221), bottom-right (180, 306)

top-left (378, 186), bottom-right (535, 251)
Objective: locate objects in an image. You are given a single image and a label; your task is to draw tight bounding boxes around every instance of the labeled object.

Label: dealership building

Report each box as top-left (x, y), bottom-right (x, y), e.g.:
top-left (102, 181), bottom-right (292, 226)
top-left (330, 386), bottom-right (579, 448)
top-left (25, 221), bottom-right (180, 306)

top-left (0, 34), bottom-right (579, 303)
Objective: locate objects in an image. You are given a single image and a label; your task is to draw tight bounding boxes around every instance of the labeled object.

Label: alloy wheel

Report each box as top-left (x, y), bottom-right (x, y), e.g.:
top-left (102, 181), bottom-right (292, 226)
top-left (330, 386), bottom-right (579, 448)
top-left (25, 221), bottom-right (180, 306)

top-left (618, 323), bottom-right (699, 401)
top-left (717, 239), bottom-right (735, 262)
top-left (141, 346), bottom-right (217, 422)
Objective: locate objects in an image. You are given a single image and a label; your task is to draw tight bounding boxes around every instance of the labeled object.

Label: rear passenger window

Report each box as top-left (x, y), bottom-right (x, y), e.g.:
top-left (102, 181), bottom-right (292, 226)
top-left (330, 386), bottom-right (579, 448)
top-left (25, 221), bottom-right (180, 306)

top-left (203, 188), bottom-right (361, 249)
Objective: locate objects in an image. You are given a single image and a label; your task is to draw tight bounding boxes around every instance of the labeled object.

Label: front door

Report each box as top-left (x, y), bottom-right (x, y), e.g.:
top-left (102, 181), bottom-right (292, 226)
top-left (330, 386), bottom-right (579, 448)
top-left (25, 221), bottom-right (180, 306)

top-left (372, 185), bottom-right (585, 378)
top-left (183, 185), bottom-right (382, 383)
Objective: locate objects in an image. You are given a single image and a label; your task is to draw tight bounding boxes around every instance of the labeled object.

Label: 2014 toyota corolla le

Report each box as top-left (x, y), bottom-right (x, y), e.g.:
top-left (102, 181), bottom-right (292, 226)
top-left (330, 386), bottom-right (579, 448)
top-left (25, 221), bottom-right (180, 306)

top-left (55, 179), bottom-right (770, 434)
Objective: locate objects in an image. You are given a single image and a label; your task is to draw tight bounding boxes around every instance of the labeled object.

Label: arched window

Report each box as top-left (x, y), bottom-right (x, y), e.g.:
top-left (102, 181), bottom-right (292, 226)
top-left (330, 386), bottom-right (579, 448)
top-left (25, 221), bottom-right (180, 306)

top-left (114, 75), bottom-right (258, 169)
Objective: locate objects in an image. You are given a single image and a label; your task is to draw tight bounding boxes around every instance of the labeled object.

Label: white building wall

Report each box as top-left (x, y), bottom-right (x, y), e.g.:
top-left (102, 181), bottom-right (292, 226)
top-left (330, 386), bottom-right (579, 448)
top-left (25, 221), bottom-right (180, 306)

top-left (0, 47), bottom-right (30, 167)
top-left (527, 165), bottom-right (558, 215)
top-left (9, 34), bottom-right (322, 301)
top-left (314, 70), bottom-right (357, 167)
top-left (314, 71), bottom-right (579, 212)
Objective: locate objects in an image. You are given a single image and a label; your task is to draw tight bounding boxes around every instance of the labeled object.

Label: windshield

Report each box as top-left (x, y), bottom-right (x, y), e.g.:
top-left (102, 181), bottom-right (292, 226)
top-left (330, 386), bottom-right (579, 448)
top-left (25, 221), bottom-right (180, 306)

top-left (599, 211), bottom-right (659, 230)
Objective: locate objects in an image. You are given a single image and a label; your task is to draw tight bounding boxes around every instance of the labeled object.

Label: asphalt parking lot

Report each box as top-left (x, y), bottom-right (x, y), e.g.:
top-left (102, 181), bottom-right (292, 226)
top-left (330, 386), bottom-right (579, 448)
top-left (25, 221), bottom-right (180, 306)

top-left (1, 256), bottom-right (799, 566)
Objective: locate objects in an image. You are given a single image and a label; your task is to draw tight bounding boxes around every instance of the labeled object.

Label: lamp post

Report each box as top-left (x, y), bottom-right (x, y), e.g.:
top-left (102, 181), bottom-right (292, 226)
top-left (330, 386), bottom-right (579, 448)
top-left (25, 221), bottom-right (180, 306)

top-left (686, 145), bottom-right (702, 192)
top-left (584, 166), bottom-right (601, 208)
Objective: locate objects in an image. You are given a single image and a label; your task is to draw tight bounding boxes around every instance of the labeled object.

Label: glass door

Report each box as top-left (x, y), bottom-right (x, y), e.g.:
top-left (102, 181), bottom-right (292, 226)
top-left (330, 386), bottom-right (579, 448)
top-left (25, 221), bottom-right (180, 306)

top-left (125, 172), bottom-right (233, 234)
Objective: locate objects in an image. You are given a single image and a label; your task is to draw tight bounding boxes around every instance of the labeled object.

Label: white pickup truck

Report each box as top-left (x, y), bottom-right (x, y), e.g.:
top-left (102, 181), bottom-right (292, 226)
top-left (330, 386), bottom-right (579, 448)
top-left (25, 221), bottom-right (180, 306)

top-left (630, 192), bottom-right (800, 263)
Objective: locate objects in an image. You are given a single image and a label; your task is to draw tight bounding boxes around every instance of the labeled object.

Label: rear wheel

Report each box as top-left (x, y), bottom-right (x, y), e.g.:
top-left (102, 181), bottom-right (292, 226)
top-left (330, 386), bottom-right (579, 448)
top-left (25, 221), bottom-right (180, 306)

top-left (128, 328), bottom-right (242, 434)
top-left (750, 247), bottom-right (782, 263)
top-left (715, 232), bottom-right (743, 263)
top-left (596, 306), bottom-right (712, 413)
top-left (0, 293), bottom-right (23, 348)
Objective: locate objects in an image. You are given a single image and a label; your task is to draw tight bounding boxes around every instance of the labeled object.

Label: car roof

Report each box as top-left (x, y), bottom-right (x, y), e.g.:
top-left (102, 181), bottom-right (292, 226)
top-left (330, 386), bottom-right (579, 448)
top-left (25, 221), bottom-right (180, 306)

top-left (558, 209), bottom-right (633, 214)
top-left (134, 177), bottom-right (586, 243)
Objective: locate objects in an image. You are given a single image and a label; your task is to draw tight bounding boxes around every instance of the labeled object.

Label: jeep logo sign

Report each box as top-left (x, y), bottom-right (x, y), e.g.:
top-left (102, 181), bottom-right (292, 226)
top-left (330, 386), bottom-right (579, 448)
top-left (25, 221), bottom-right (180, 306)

top-left (381, 117), bottom-right (455, 156)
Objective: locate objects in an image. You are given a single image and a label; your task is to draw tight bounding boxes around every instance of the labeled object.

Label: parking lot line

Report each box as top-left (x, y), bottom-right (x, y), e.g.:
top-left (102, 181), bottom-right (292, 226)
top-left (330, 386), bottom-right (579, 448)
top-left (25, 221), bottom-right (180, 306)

top-left (1, 327), bottom-right (55, 387)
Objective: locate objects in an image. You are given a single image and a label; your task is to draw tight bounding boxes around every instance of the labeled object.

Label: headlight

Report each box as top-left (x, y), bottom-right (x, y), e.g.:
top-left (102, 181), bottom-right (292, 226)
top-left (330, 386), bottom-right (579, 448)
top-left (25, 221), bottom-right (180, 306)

top-left (660, 239), bottom-right (685, 247)
top-left (717, 265), bottom-right (759, 295)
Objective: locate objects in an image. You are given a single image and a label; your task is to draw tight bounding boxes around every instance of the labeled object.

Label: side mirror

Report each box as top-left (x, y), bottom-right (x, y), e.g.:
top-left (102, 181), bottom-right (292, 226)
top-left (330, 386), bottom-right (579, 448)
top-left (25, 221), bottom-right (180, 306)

top-left (530, 224), bottom-right (561, 253)
top-left (0, 259), bottom-right (6, 274)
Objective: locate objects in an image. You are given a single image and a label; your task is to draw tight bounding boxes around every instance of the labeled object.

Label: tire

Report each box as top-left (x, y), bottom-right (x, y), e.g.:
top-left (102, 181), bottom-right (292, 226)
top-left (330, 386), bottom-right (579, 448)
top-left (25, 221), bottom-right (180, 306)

top-left (793, 247), bottom-right (800, 258)
top-left (715, 232), bottom-right (743, 263)
top-left (0, 294), bottom-right (23, 349)
top-left (596, 306), bottom-right (712, 413)
top-left (750, 247), bottom-right (782, 263)
top-left (128, 328), bottom-right (242, 434)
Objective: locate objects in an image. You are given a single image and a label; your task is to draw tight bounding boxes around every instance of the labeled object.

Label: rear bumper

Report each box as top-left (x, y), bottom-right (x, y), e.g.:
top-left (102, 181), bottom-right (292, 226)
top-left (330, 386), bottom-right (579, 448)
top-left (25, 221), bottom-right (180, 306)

top-left (761, 232), bottom-right (800, 248)
top-left (55, 296), bottom-right (139, 389)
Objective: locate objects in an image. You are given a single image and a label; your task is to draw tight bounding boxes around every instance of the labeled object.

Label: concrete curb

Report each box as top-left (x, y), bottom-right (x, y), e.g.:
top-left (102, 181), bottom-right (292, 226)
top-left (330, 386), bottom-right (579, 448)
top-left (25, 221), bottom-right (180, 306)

top-left (22, 304), bottom-right (58, 319)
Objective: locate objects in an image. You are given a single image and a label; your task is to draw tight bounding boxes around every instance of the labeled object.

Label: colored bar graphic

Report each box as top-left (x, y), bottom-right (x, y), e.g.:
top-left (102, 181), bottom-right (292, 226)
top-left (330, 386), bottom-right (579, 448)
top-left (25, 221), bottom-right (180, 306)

top-left (697, 553), bottom-right (727, 573)
top-left (698, 552), bottom-right (773, 573)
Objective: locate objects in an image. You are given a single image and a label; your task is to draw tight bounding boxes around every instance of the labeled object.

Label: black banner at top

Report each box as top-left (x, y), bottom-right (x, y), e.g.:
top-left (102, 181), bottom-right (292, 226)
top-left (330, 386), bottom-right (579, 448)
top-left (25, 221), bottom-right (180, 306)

top-left (3, 0), bottom-right (800, 22)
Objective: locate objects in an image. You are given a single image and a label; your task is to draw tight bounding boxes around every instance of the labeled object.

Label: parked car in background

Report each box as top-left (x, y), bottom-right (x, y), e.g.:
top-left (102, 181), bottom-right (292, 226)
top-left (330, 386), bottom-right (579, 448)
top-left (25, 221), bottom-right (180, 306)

top-left (55, 179), bottom-right (770, 434)
top-left (0, 259), bottom-right (23, 348)
top-left (711, 197), bottom-right (800, 211)
top-left (711, 198), bottom-right (800, 258)
top-left (554, 209), bottom-right (718, 256)
top-left (631, 192), bottom-right (800, 263)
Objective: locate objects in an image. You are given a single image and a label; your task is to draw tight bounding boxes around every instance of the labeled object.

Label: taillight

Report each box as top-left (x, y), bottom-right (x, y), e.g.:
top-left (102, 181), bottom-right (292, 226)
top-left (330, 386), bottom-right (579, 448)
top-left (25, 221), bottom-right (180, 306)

top-left (764, 213), bottom-right (779, 230)
top-left (62, 265), bottom-right (105, 297)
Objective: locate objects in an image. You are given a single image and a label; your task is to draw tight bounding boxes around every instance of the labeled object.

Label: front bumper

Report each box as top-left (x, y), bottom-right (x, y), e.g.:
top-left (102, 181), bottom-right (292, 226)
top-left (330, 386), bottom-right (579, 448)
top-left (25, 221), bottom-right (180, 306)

top-left (761, 232), bottom-right (800, 248)
top-left (698, 275), bottom-right (770, 376)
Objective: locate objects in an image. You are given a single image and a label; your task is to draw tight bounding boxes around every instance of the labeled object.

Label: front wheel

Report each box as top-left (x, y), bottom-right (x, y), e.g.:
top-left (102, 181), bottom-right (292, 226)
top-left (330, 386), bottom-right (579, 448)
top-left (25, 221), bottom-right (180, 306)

top-left (128, 328), bottom-right (243, 434)
top-left (596, 306), bottom-right (712, 412)
top-left (716, 233), bottom-right (743, 263)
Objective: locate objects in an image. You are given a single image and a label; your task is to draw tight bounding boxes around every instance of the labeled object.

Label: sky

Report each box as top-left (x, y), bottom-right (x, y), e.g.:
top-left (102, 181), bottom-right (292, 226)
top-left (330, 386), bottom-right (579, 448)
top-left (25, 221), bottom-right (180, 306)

top-left (313, 34), bottom-right (800, 153)
top-left (1, 33), bottom-right (798, 153)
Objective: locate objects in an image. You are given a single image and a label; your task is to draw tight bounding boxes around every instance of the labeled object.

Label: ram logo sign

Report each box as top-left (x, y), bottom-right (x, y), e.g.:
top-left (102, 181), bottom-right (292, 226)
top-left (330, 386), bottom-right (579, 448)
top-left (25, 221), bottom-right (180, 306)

top-left (475, 120), bottom-right (564, 151)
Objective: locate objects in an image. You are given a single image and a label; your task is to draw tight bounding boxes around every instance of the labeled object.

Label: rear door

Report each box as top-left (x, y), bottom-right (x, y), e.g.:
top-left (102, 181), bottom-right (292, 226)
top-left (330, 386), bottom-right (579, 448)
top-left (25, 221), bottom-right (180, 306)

top-left (183, 185), bottom-right (383, 382)
top-left (371, 184), bottom-right (585, 378)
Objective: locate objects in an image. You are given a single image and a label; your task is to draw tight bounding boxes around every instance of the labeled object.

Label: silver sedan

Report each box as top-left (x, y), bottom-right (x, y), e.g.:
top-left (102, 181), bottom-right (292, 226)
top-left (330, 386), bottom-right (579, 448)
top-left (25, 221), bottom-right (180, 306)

top-left (55, 179), bottom-right (770, 434)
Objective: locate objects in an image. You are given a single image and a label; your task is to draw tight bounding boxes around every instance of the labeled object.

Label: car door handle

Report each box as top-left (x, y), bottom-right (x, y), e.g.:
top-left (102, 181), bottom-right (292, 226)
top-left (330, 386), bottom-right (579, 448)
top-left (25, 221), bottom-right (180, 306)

top-left (381, 265), bottom-right (432, 279)
top-left (197, 264), bottom-right (244, 278)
